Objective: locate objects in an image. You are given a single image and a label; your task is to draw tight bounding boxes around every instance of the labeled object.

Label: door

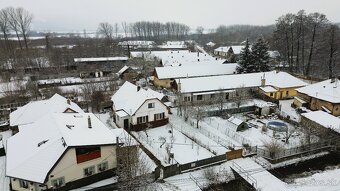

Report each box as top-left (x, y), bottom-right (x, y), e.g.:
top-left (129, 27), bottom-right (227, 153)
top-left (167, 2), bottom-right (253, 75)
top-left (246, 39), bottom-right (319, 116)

top-left (124, 119), bottom-right (129, 129)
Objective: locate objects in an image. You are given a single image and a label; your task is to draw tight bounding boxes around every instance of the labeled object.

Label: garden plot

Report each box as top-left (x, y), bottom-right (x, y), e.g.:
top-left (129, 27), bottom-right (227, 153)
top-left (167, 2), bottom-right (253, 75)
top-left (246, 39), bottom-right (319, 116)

top-left (201, 115), bottom-right (314, 149)
top-left (132, 124), bottom-right (217, 166)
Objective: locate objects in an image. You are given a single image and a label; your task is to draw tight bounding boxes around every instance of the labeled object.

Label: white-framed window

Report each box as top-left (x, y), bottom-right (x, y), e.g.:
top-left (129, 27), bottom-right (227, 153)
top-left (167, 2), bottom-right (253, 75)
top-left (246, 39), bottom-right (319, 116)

top-left (51, 177), bottom-right (65, 188)
top-left (97, 162), bottom-right (109, 172)
top-left (148, 103), bottom-right (155, 108)
top-left (137, 116), bottom-right (148, 124)
top-left (154, 112), bottom-right (165, 120)
top-left (19, 180), bottom-right (29, 188)
top-left (84, 166), bottom-right (95, 176)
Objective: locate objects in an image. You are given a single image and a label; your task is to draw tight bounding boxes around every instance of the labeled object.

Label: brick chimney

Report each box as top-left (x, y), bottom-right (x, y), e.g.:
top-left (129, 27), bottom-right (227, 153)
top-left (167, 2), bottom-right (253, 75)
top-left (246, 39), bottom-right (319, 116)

top-left (261, 73), bottom-right (266, 87)
top-left (137, 86), bottom-right (141, 91)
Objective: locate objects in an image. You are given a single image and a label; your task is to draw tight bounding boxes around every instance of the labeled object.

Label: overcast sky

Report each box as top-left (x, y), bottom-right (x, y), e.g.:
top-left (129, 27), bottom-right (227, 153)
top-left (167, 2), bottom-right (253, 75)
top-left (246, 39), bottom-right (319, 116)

top-left (1, 0), bottom-right (340, 32)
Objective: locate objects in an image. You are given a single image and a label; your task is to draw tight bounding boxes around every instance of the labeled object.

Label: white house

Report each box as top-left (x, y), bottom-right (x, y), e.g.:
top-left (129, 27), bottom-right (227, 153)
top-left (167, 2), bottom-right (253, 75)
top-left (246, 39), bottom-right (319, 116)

top-left (111, 81), bottom-right (169, 131)
top-left (174, 71), bottom-right (307, 103)
top-left (10, 93), bottom-right (84, 130)
top-left (6, 112), bottom-right (132, 190)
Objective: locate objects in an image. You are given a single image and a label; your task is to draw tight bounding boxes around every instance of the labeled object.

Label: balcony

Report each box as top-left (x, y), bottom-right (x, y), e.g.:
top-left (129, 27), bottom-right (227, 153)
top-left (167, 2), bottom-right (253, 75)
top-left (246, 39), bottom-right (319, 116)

top-left (76, 150), bottom-right (101, 164)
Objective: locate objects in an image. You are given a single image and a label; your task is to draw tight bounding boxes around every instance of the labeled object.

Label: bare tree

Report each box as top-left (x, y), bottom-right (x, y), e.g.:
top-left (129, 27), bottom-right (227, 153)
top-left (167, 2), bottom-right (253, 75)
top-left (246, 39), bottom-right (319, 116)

top-left (97, 22), bottom-right (113, 42)
top-left (121, 21), bottom-right (129, 38)
top-left (190, 102), bottom-right (208, 128)
top-left (15, 7), bottom-right (33, 49)
top-left (6, 7), bottom-right (22, 49)
top-left (0, 8), bottom-right (11, 53)
top-left (262, 139), bottom-right (284, 159)
top-left (284, 126), bottom-right (296, 143)
top-left (114, 22), bottom-right (119, 39)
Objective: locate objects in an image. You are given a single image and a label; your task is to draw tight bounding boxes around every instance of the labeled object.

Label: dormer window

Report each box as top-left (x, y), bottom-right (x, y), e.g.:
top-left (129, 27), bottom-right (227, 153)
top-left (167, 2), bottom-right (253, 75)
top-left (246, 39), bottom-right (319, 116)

top-left (148, 103), bottom-right (155, 108)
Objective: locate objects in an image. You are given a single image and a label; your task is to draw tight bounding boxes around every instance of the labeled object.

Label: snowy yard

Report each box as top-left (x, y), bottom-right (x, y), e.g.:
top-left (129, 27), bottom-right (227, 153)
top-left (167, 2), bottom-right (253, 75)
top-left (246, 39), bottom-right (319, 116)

top-left (94, 112), bottom-right (117, 129)
top-left (279, 99), bottom-right (301, 122)
top-left (133, 124), bottom-right (217, 166)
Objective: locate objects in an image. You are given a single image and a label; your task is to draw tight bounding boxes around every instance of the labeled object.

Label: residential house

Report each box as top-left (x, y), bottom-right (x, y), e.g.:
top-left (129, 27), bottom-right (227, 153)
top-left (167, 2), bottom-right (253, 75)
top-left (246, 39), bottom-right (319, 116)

top-left (213, 45), bottom-right (245, 62)
top-left (153, 63), bottom-right (238, 88)
top-left (158, 41), bottom-right (187, 49)
top-left (10, 93), bottom-right (84, 132)
top-left (301, 110), bottom-right (340, 136)
top-left (173, 71), bottom-right (307, 103)
top-left (116, 65), bottom-right (139, 81)
top-left (112, 81), bottom-right (169, 131)
top-left (117, 41), bottom-right (155, 49)
top-left (294, 78), bottom-right (340, 116)
top-left (6, 112), bottom-right (132, 190)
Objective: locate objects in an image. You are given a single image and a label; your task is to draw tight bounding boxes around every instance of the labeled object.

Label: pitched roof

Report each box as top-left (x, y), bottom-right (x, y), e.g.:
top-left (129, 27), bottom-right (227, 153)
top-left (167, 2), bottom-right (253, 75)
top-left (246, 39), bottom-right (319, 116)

top-left (6, 113), bottom-right (120, 183)
top-left (301, 111), bottom-right (340, 133)
top-left (10, 94), bottom-right (84, 126)
top-left (74, 57), bottom-right (128, 62)
top-left (155, 63), bottom-right (238, 80)
top-left (214, 46), bottom-right (245, 54)
top-left (117, 65), bottom-right (131, 76)
top-left (296, 79), bottom-right (340, 103)
top-left (111, 81), bottom-right (165, 115)
top-left (176, 71), bottom-right (307, 93)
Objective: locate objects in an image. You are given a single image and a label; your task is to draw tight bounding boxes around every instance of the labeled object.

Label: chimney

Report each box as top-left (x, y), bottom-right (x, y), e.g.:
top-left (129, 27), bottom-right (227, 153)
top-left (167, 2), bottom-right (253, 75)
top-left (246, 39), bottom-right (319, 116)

top-left (261, 73), bottom-right (266, 87)
top-left (177, 80), bottom-right (181, 92)
top-left (67, 99), bottom-right (71, 105)
top-left (88, 116), bottom-right (92, 128)
top-left (137, 86), bottom-right (141, 91)
top-left (197, 52), bottom-right (199, 57)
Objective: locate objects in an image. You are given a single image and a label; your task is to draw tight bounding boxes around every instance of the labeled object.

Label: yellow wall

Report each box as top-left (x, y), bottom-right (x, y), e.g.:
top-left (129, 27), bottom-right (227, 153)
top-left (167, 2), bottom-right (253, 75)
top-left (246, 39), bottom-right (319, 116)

top-left (11, 145), bottom-right (117, 191)
top-left (310, 98), bottom-right (340, 116)
top-left (259, 87), bottom-right (301, 100)
top-left (153, 77), bottom-right (173, 89)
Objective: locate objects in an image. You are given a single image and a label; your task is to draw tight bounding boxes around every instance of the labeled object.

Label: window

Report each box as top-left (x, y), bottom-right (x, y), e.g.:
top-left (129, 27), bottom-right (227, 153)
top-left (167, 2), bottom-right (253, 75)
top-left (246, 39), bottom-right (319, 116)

top-left (197, 95), bottom-right (203, 101)
top-left (51, 177), bottom-right (65, 188)
top-left (184, 96), bottom-right (191, 102)
top-left (154, 113), bottom-right (165, 120)
top-left (270, 92), bottom-right (273, 97)
top-left (76, 147), bottom-right (101, 163)
top-left (148, 103), bottom-right (155, 108)
top-left (97, 162), bottom-right (109, 172)
top-left (286, 91), bottom-right (289, 96)
top-left (137, 116), bottom-right (148, 124)
top-left (225, 93), bottom-right (229, 100)
top-left (19, 180), bottom-right (28, 188)
top-left (210, 94), bottom-right (215, 99)
top-left (84, 166), bottom-right (95, 176)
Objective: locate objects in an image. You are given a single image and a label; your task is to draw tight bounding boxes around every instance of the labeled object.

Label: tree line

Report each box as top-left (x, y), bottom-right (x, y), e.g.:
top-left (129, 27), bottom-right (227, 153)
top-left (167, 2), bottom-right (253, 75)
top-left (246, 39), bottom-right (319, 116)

top-left (97, 21), bottom-right (190, 42)
top-left (272, 10), bottom-right (340, 78)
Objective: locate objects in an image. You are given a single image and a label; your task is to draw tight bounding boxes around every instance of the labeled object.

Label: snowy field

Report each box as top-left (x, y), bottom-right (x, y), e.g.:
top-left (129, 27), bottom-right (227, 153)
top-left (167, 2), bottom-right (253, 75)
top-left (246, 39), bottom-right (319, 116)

top-left (133, 124), bottom-right (216, 166)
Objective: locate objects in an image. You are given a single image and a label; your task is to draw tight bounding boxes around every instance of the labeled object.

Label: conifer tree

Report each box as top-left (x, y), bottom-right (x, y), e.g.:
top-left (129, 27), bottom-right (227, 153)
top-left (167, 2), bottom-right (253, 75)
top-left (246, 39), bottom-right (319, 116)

top-left (251, 37), bottom-right (270, 72)
top-left (236, 39), bottom-right (254, 73)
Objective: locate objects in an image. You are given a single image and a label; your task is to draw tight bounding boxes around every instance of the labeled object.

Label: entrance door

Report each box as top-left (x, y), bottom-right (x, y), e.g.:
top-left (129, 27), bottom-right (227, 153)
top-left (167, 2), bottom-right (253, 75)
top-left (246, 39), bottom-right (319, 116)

top-left (124, 119), bottom-right (129, 129)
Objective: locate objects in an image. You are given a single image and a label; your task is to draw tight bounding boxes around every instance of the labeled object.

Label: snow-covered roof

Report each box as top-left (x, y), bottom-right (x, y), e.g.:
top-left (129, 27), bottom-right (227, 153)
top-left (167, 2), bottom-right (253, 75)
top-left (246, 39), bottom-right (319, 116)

top-left (158, 41), bottom-right (187, 49)
top-left (296, 79), bottom-right (340, 103)
top-left (111, 82), bottom-right (165, 115)
top-left (74, 57), bottom-right (128, 62)
top-left (10, 94), bottom-right (84, 126)
top-left (6, 113), bottom-right (120, 183)
top-left (130, 50), bottom-right (221, 67)
top-left (214, 45), bottom-right (245, 54)
top-left (176, 71), bottom-right (307, 93)
top-left (259, 86), bottom-right (278, 93)
top-left (206, 41), bottom-right (216, 47)
top-left (301, 111), bottom-right (340, 133)
top-left (118, 41), bottom-right (155, 46)
top-left (117, 65), bottom-right (131, 76)
top-left (155, 63), bottom-right (238, 80)
top-left (228, 116), bottom-right (244, 126)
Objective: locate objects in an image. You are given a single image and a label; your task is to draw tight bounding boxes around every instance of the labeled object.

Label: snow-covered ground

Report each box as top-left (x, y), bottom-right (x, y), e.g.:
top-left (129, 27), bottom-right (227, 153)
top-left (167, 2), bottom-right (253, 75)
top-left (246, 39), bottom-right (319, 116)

top-left (94, 112), bottom-right (117, 129)
top-left (279, 99), bottom-right (301, 122)
top-left (70, 177), bottom-right (118, 191)
top-left (133, 124), bottom-right (216, 166)
top-left (0, 156), bottom-right (10, 191)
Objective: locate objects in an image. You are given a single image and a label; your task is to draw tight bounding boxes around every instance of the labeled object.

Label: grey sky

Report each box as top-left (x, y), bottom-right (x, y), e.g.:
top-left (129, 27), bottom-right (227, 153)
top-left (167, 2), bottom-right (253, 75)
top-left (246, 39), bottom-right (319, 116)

top-left (1, 0), bottom-right (340, 32)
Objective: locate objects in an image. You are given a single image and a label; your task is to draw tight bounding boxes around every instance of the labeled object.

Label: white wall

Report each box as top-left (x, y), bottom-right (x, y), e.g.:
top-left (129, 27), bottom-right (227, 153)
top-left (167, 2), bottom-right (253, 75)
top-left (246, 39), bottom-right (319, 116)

top-left (11, 145), bottom-right (117, 191)
top-left (132, 99), bottom-right (168, 124)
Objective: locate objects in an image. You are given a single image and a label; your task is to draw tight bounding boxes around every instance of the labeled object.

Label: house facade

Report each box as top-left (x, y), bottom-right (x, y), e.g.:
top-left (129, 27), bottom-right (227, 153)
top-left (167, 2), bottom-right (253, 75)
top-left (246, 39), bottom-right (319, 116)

top-left (294, 79), bottom-right (340, 116)
top-left (112, 81), bottom-right (169, 131)
top-left (6, 113), bottom-right (129, 191)
top-left (173, 71), bottom-right (307, 104)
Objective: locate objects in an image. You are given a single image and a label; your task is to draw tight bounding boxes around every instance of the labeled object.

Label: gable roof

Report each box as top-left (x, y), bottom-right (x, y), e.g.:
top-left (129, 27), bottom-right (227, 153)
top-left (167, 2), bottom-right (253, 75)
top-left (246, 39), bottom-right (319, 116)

top-left (6, 113), bottom-right (120, 183)
top-left (296, 79), bottom-right (340, 103)
top-left (10, 94), bottom-right (84, 127)
top-left (176, 71), bottom-right (307, 94)
top-left (117, 65), bottom-right (131, 76)
top-left (155, 63), bottom-right (238, 80)
top-left (301, 111), bottom-right (340, 133)
top-left (214, 46), bottom-right (245, 54)
top-left (111, 81), bottom-right (165, 115)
